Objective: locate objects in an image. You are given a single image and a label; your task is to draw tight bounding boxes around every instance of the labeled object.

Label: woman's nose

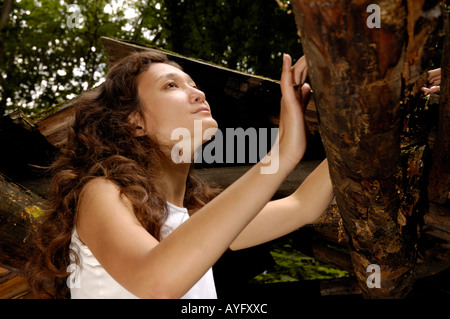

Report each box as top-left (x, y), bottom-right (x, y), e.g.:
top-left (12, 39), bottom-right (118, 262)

top-left (189, 87), bottom-right (206, 104)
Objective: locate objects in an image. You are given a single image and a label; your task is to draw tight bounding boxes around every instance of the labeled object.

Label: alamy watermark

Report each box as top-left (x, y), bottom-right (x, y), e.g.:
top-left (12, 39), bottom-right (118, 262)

top-left (66, 263), bottom-right (81, 289)
top-left (171, 120), bottom-right (280, 174)
top-left (66, 4), bottom-right (82, 29)
top-left (366, 264), bottom-right (381, 288)
top-left (367, 4), bottom-right (381, 29)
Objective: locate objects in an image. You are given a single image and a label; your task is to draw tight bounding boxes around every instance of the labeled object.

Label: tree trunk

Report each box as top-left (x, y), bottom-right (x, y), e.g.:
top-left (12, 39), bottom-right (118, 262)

top-left (428, 11), bottom-right (450, 204)
top-left (0, 0), bottom-right (13, 52)
top-left (291, 0), bottom-right (444, 298)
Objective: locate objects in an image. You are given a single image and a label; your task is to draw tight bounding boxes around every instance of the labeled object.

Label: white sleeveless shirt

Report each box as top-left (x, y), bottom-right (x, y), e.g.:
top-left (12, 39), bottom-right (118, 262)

top-left (69, 202), bottom-right (217, 299)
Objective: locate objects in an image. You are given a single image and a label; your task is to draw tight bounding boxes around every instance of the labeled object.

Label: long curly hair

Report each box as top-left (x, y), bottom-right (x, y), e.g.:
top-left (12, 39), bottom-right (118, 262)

top-left (24, 51), bottom-right (221, 299)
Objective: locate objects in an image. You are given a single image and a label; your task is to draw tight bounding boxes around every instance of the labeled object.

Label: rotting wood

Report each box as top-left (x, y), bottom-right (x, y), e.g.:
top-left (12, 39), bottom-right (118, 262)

top-left (0, 172), bottom-right (44, 274)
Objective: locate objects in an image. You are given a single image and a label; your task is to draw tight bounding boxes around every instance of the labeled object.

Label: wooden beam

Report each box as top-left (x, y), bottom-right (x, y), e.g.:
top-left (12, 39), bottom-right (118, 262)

top-left (0, 172), bottom-right (45, 273)
top-left (0, 111), bottom-right (56, 183)
top-left (196, 160), bottom-right (323, 199)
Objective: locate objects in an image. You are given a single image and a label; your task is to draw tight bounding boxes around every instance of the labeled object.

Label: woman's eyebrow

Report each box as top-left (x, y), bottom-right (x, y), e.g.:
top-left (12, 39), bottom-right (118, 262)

top-left (156, 72), bottom-right (195, 84)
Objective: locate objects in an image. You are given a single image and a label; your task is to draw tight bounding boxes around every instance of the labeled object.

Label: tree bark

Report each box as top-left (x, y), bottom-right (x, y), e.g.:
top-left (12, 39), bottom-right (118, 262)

top-left (291, 0), bottom-right (443, 298)
top-left (0, 0), bottom-right (13, 52)
top-left (428, 10), bottom-right (450, 204)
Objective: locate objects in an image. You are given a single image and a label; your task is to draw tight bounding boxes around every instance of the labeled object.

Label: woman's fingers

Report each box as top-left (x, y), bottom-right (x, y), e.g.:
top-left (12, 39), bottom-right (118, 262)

top-left (428, 68), bottom-right (441, 86)
top-left (278, 54), bottom-right (308, 162)
top-left (300, 83), bottom-right (311, 114)
top-left (280, 54), bottom-right (300, 108)
top-left (291, 55), bottom-right (308, 87)
top-left (421, 86), bottom-right (440, 95)
top-left (429, 75), bottom-right (441, 86)
top-left (421, 68), bottom-right (441, 95)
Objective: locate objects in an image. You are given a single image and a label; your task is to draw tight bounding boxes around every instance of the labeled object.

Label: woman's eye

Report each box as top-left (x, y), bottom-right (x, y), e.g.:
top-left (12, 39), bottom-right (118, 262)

top-left (165, 82), bottom-right (177, 89)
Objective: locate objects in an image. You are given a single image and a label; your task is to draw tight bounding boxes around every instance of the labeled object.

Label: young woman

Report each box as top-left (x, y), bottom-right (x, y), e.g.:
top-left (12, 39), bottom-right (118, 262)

top-left (25, 50), bottom-right (334, 299)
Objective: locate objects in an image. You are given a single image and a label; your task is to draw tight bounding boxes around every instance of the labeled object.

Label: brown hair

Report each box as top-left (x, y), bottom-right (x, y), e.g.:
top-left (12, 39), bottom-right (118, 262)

top-left (25, 51), bottom-right (220, 298)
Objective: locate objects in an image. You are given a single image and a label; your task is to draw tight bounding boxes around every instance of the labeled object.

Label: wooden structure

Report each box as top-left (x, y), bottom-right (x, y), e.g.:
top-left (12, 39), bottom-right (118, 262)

top-left (0, 35), bottom-right (449, 298)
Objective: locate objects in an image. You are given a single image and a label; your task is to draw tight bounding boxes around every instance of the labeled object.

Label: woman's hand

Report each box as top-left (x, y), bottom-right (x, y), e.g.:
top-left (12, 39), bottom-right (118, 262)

top-left (421, 68), bottom-right (441, 95)
top-left (276, 54), bottom-right (311, 169)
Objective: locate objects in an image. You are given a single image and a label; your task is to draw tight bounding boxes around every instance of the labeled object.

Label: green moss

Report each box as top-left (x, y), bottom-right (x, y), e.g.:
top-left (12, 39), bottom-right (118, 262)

top-left (250, 240), bottom-right (351, 284)
top-left (24, 205), bottom-right (45, 218)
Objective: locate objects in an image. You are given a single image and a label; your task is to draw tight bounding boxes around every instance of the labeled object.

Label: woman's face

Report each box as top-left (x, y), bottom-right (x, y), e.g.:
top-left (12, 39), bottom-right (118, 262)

top-left (136, 63), bottom-right (218, 153)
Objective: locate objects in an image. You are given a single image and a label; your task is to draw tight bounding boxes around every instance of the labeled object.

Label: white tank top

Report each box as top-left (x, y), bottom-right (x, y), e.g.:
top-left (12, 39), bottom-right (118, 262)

top-left (68, 202), bottom-right (217, 299)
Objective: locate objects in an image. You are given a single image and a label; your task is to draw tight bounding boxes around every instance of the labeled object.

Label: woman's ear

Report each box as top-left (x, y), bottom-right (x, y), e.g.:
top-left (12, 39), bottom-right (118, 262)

top-left (134, 125), bottom-right (145, 137)
top-left (128, 111), bottom-right (146, 137)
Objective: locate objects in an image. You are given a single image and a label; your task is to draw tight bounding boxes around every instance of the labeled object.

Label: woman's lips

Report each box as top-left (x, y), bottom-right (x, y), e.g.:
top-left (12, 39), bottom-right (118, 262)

top-left (193, 106), bottom-right (210, 114)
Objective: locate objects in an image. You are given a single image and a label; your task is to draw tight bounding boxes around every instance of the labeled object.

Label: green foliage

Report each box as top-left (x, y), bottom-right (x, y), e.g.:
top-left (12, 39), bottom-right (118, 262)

top-left (0, 0), bottom-right (134, 116)
top-left (0, 0), bottom-right (302, 117)
top-left (153, 0), bottom-right (302, 77)
top-left (250, 239), bottom-right (351, 284)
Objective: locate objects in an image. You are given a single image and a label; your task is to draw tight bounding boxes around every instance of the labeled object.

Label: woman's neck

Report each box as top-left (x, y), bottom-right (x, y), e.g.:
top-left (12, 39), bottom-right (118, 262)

top-left (159, 161), bottom-right (190, 208)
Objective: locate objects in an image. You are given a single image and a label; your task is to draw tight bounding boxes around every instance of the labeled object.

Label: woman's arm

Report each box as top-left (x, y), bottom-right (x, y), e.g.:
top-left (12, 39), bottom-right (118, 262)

top-left (228, 55), bottom-right (334, 250)
top-left (229, 158), bottom-right (334, 251)
top-left (76, 54), bottom-right (306, 299)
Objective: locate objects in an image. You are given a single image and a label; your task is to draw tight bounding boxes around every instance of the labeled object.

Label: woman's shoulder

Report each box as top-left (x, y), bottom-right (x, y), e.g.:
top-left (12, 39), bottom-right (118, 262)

top-left (78, 177), bottom-right (133, 218)
top-left (76, 177), bottom-right (139, 247)
top-left (80, 177), bottom-right (128, 204)
top-left (82, 177), bottom-right (120, 193)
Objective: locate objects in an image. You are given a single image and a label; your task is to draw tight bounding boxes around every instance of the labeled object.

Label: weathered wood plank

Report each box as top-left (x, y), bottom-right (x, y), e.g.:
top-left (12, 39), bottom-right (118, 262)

top-left (36, 102), bottom-right (77, 150)
top-left (0, 267), bottom-right (34, 299)
top-left (196, 160), bottom-right (323, 199)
